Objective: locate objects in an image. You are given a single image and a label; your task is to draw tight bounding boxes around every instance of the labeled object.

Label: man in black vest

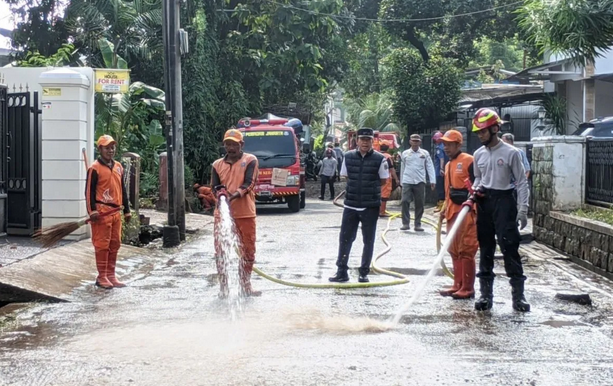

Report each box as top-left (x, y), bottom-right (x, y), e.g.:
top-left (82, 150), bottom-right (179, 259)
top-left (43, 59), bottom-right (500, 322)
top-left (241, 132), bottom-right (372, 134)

top-left (329, 128), bottom-right (390, 283)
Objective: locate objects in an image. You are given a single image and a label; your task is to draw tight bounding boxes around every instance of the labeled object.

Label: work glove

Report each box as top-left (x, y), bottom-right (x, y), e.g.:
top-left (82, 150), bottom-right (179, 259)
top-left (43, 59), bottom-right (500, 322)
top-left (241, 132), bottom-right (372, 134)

top-left (517, 207), bottom-right (528, 230)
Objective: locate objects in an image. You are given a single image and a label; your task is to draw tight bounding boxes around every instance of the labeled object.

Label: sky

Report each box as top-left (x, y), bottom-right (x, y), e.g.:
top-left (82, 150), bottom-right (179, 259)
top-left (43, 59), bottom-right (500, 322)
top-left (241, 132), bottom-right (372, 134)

top-left (0, 3), bottom-right (16, 50)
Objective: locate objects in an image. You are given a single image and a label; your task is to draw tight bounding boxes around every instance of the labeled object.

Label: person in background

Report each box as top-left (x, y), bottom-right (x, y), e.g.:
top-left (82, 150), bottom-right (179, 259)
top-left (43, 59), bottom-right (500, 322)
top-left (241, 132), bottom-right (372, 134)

top-left (333, 142), bottom-right (344, 175)
top-left (501, 133), bottom-right (531, 181)
top-left (379, 143), bottom-right (400, 217)
top-left (471, 108), bottom-right (530, 312)
top-left (85, 135), bottom-right (132, 289)
top-left (329, 128), bottom-right (389, 283)
top-left (437, 130), bottom-right (477, 299)
top-left (319, 149), bottom-right (338, 200)
top-left (211, 129), bottom-right (260, 297)
top-left (433, 131), bottom-right (449, 213)
top-left (399, 134), bottom-right (436, 232)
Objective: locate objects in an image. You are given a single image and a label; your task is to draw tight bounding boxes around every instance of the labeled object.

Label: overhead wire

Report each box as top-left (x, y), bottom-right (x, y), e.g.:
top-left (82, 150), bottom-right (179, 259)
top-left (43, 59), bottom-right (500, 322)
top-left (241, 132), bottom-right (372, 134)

top-left (259, 0), bottom-right (524, 24)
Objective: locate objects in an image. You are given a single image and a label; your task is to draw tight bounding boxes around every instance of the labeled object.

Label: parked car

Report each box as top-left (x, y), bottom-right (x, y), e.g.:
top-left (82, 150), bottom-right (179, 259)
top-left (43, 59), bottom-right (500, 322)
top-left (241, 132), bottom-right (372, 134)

top-left (571, 116), bottom-right (613, 138)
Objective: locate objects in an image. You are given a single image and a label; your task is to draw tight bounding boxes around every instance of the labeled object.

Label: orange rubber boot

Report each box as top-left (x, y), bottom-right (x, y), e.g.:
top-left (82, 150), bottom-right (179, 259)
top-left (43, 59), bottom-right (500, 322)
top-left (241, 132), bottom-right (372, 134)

top-left (107, 251), bottom-right (126, 288)
top-left (439, 257), bottom-right (462, 296)
top-left (95, 251), bottom-right (113, 289)
top-left (240, 260), bottom-right (261, 297)
top-left (452, 259), bottom-right (476, 299)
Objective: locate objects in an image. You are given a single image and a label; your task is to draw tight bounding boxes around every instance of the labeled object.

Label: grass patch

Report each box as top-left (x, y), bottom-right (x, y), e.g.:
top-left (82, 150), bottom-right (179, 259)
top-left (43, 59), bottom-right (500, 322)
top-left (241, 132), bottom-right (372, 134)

top-left (571, 207), bottom-right (613, 226)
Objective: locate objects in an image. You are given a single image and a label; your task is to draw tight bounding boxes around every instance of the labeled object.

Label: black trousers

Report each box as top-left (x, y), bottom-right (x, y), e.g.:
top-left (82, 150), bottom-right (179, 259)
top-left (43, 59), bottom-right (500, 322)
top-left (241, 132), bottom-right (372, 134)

top-left (476, 189), bottom-right (526, 285)
top-left (320, 175), bottom-right (335, 199)
top-left (436, 175), bottom-right (445, 201)
top-left (336, 207), bottom-right (379, 276)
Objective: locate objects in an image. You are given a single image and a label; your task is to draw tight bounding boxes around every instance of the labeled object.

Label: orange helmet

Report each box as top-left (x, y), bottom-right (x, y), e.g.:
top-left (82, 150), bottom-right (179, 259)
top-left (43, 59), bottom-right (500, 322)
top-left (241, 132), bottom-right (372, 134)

top-left (472, 108), bottom-right (503, 132)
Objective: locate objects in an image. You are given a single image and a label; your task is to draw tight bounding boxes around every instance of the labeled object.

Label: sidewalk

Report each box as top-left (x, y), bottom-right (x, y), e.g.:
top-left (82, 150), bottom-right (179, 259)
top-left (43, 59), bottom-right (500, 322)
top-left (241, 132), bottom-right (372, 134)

top-left (0, 210), bottom-right (213, 306)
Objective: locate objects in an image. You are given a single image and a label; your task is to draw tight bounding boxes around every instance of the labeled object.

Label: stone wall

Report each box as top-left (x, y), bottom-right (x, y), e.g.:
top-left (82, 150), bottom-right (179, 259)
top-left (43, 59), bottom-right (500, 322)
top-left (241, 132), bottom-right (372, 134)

top-left (531, 136), bottom-right (613, 279)
top-left (533, 211), bottom-right (613, 279)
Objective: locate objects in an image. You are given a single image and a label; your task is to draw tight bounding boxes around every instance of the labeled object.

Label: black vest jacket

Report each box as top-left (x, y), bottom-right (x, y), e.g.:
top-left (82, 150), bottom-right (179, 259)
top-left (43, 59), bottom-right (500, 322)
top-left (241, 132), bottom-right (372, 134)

top-left (344, 149), bottom-right (384, 208)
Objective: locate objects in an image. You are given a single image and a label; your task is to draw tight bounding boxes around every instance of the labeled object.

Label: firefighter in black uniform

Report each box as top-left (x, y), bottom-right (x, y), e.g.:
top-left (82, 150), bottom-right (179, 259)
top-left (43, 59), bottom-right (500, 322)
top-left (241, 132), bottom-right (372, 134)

top-left (471, 108), bottom-right (531, 312)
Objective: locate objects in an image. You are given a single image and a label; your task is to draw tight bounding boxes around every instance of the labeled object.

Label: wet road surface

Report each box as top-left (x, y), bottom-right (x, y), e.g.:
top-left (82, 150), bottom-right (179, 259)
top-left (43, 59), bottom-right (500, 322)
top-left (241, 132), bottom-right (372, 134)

top-left (1, 199), bottom-right (613, 385)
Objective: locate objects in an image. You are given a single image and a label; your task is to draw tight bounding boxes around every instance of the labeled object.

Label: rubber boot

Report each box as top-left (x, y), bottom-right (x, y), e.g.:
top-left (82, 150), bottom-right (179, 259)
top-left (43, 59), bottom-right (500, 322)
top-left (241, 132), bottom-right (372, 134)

top-left (240, 260), bottom-right (262, 297)
top-left (95, 251), bottom-right (113, 289)
top-left (379, 201), bottom-right (390, 217)
top-left (474, 278), bottom-right (493, 311)
top-left (216, 257), bottom-right (229, 299)
top-left (511, 280), bottom-right (531, 312)
top-left (107, 251), bottom-right (126, 288)
top-left (434, 200), bottom-right (445, 213)
top-left (452, 259), bottom-right (475, 299)
top-left (328, 270), bottom-right (349, 282)
top-left (439, 257), bottom-right (462, 296)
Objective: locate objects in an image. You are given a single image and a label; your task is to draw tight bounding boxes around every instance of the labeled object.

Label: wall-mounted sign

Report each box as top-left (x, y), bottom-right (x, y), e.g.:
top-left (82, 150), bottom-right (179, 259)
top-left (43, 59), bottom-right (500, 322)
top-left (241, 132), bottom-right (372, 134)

top-left (94, 69), bottom-right (130, 94)
top-left (42, 87), bottom-right (61, 96)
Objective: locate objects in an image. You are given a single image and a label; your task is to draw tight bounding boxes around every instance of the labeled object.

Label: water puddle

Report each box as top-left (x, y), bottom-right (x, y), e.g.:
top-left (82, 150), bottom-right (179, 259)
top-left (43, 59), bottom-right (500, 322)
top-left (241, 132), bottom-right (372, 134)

top-left (284, 310), bottom-right (394, 334)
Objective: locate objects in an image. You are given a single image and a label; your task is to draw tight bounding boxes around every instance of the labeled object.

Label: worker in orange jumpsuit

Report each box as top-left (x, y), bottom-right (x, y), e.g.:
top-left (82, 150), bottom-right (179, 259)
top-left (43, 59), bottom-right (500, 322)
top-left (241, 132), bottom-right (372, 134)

top-left (438, 130), bottom-right (478, 299)
top-left (193, 183), bottom-right (216, 212)
top-left (85, 135), bottom-right (131, 289)
top-left (211, 129), bottom-right (260, 297)
top-left (379, 142), bottom-right (400, 217)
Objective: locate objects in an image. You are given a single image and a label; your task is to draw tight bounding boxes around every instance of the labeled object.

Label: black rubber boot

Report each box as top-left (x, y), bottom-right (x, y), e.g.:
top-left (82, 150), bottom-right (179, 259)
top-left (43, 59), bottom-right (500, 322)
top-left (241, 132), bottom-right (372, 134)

top-left (511, 280), bottom-right (531, 312)
top-left (474, 278), bottom-right (494, 311)
top-left (328, 271), bottom-right (349, 282)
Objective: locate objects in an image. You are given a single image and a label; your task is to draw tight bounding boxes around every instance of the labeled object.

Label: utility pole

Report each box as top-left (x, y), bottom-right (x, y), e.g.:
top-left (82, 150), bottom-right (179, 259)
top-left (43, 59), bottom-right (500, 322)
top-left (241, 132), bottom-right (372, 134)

top-left (161, 0), bottom-right (184, 247)
top-left (170, 0), bottom-right (186, 241)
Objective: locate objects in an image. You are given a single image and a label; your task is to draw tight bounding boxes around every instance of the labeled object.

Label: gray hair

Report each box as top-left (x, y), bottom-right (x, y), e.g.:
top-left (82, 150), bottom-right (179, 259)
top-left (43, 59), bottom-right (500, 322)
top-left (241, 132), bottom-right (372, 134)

top-left (502, 133), bottom-right (514, 143)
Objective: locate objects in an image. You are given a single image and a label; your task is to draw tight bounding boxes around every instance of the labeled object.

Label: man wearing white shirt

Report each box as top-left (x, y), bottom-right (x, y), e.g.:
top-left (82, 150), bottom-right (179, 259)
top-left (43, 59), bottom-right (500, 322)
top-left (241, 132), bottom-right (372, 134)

top-left (329, 128), bottom-right (390, 283)
top-left (400, 134), bottom-right (436, 231)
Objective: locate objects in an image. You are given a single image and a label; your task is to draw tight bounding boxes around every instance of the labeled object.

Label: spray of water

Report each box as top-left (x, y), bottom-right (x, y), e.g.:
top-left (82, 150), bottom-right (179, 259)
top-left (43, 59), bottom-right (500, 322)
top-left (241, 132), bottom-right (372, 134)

top-left (216, 196), bottom-right (243, 319)
top-left (390, 205), bottom-right (472, 325)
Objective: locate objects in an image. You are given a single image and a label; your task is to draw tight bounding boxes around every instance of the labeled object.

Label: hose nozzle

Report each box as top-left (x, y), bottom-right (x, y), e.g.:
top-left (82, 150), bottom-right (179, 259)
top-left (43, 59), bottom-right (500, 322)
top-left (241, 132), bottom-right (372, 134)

top-left (213, 185), bottom-right (229, 199)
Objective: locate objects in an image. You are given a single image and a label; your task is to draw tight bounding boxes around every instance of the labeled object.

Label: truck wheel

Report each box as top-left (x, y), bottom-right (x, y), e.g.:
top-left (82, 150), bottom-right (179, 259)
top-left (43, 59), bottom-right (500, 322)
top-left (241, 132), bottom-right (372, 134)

top-left (300, 191), bottom-right (306, 209)
top-left (287, 195), bottom-right (300, 212)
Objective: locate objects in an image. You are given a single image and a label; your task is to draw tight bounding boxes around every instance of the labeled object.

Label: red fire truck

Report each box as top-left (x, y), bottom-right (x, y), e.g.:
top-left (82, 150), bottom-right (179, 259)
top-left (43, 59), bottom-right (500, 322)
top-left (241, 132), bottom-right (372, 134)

top-left (236, 117), bottom-right (306, 212)
top-left (346, 129), bottom-right (401, 151)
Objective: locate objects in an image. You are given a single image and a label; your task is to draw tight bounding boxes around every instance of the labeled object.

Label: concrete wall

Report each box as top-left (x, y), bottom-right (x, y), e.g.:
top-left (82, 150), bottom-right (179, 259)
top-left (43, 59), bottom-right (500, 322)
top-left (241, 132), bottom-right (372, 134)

top-left (0, 67), bottom-right (96, 240)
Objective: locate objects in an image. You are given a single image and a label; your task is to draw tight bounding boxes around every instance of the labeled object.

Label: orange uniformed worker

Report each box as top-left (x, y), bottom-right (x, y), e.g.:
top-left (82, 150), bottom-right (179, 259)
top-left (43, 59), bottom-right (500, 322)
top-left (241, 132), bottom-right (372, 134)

top-left (438, 130), bottom-right (478, 299)
top-left (193, 183), bottom-right (216, 212)
top-left (85, 135), bottom-right (131, 289)
top-left (379, 142), bottom-right (400, 217)
top-left (211, 129), bottom-right (260, 297)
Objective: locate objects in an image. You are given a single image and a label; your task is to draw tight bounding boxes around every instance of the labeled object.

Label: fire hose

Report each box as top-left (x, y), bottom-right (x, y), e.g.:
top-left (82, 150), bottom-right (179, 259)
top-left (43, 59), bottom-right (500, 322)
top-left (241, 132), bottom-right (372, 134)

top-left (213, 184), bottom-right (408, 288)
top-left (248, 190), bottom-right (455, 288)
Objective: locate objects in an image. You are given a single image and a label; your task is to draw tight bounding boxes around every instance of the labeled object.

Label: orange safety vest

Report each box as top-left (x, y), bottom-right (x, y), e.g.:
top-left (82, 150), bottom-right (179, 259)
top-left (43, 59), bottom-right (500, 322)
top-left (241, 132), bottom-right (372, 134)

top-left (212, 153), bottom-right (259, 219)
top-left (381, 152), bottom-right (393, 199)
top-left (444, 152), bottom-right (474, 220)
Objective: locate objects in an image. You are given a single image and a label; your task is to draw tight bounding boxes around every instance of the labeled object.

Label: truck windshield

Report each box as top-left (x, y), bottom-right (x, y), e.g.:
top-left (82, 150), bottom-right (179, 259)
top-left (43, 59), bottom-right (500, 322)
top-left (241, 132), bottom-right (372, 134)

top-left (242, 130), bottom-right (297, 168)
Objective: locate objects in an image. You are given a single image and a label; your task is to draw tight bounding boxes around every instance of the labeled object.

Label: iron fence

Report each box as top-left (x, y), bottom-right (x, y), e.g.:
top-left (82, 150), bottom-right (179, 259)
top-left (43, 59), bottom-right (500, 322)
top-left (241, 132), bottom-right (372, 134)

top-left (585, 138), bottom-right (613, 207)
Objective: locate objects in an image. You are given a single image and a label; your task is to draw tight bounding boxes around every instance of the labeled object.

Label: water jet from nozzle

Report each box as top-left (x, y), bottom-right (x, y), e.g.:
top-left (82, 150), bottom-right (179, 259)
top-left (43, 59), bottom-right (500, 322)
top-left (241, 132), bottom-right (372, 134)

top-left (390, 205), bottom-right (472, 325)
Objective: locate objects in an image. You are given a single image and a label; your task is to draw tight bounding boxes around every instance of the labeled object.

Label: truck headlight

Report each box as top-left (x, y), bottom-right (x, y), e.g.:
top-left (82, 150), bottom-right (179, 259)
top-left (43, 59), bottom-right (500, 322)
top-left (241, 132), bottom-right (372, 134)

top-left (286, 175), bottom-right (300, 186)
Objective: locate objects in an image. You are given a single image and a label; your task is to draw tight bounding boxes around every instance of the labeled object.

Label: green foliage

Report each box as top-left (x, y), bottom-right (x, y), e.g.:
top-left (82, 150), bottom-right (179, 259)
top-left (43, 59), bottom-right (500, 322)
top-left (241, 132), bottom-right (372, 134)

top-left (16, 43), bottom-right (82, 67)
top-left (380, 0), bottom-right (528, 64)
top-left (519, 0), bottom-right (613, 65)
top-left (314, 135), bottom-right (325, 153)
top-left (572, 207), bottom-right (613, 226)
top-left (6, 0), bottom-right (70, 59)
top-left (345, 93), bottom-right (400, 132)
top-left (64, 0), bottom-right (163, 66)
top-left (469, 36), bottom-right (539, 72)
top-left (541, 94), bottom-right (569, 136)
top-left (384, 49), bottom-right (462, 134)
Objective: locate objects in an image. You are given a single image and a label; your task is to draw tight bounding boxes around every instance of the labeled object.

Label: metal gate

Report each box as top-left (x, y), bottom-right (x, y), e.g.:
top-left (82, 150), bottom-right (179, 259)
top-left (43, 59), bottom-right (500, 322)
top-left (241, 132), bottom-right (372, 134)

top-left (0, 86), bottom-right (7, 236)
top-left (5, 90), bottom-right (42, 235)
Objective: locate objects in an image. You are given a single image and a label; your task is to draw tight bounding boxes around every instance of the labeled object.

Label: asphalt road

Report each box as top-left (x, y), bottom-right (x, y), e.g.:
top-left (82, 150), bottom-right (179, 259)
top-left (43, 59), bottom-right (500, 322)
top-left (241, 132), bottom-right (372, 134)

top-left (1, 199), bottom-right (613, 386)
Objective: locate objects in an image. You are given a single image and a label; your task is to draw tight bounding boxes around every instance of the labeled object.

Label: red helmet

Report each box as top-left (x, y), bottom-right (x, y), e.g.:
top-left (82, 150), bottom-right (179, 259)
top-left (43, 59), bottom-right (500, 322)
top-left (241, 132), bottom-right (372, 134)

top-left (472, 108), bottom-right (503, 132)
